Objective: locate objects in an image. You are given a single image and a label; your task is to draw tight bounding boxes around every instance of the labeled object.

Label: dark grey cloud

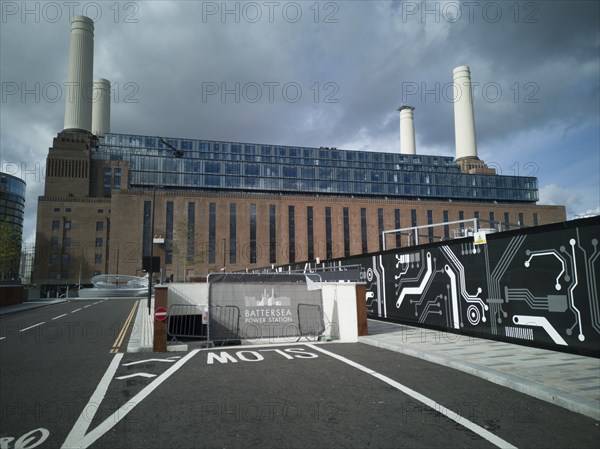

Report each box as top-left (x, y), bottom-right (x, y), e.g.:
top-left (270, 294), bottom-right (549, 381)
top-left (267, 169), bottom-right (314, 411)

top-left (1, 0), bottom-right (598, 243)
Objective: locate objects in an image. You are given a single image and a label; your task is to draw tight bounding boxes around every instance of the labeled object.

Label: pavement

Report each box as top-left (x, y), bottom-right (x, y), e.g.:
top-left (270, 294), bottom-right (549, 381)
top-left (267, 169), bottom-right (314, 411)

top-left (360, 319), bottom-right (600, 421)
top-left (0, 298), bottom-right (67, 316)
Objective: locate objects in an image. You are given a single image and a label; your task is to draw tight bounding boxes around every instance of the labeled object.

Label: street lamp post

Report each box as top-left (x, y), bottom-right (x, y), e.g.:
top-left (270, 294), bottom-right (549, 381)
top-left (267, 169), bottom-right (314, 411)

top-left (146, 137), bottom-right (183, 314)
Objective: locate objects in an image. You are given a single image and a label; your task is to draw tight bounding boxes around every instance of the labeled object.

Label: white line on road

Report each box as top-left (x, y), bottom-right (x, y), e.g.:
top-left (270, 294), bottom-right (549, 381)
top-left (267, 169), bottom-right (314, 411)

top-left (71, 308), bottom-right (82, 313)
top-left (61, 353), bottom-right (124, 449)
top-left (52, 314), bottom-right (68, 320)
top-left (19, 322), bottom-right (45, 332)
top-left (307, 344), bottom-right (518, 449)
top-left (115, 373), bottom-right (157, 380)
top-left (83, 305), bottom-right (92, 309)
top-left (64, 349), bottom-right (200, 449)
top-left (0, 337), bottom-right (6, 341)
top-left (121, 358), bottom-right (178, 366)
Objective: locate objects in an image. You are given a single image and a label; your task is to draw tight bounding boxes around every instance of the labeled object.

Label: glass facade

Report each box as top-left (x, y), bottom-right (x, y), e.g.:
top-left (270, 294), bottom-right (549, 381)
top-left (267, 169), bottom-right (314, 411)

top-left (94, 133), bottom-right (539, 203)
top-left (0, 172), bottom-right (26, 232)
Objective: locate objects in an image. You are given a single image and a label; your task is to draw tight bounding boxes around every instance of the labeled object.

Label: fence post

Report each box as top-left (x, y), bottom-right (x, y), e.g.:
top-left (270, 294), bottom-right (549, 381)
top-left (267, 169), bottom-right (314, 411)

top-left (153, 285), bottom-right (168, 352)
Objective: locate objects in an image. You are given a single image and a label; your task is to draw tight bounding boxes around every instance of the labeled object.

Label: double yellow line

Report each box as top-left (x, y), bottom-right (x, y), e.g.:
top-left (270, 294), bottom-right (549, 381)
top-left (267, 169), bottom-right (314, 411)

top-left (110, 301), bottom-right (138, 353)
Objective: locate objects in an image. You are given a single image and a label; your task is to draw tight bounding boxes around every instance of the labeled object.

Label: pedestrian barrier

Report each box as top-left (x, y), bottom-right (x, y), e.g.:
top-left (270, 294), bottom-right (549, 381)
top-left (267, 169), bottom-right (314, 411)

top-left (296, 303), bottom-right (325, 341)
top-left (167, 304), bottom-right (207, 342)
top-left (208, 304), bottom-right (241, 345)
top-left (167, 303), bottom-right (241, 346)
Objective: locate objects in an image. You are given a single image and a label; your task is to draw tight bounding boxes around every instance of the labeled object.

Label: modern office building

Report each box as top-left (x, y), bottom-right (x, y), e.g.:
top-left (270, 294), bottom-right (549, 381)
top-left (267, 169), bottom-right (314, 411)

top-left (0, 172), bottom-right (26, 281)
top-left (32, 17), bottom-right (566, 291)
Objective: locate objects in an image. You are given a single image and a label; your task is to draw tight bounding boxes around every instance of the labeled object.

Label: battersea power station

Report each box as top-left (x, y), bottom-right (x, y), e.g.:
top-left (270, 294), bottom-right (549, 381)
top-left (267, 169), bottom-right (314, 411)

top-left (33, 16), bottom-right (565, 291)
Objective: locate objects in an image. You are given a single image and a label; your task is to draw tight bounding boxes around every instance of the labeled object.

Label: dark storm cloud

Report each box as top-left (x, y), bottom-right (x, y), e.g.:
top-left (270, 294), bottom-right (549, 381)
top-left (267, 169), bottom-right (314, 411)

top-left (1, 1), bottom-right (599, 241)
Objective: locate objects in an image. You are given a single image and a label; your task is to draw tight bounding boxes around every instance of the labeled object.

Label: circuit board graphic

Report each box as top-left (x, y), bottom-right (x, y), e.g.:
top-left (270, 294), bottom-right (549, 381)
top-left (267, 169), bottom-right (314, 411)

top-left (358, 217), bottom-right (600, 354)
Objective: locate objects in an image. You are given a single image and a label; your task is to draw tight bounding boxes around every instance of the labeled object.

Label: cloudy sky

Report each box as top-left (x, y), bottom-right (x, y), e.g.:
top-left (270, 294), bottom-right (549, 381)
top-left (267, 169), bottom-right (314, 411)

top-left (1, 0), bottom-right (599, 243)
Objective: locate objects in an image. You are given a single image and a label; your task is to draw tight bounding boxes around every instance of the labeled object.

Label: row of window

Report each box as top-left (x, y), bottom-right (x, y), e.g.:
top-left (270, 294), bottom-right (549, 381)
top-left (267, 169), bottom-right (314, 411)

top-left (140, 201), bottom-right (540, 267)
top-left (96, 133), bottom-right (538, 203)
top-left (103, 133), bottom-right (455, 166)
top-left (53, 207), bottom-right (109, 214)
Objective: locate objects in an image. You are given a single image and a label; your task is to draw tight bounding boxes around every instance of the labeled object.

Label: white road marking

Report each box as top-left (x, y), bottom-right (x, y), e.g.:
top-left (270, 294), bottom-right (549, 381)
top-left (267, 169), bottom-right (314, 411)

top-left (19, 322), bottom-right (45, 332)
top-left (115, 373), bottom-right (157, 380)
top-left (83, 305), bottom-right (92, 309)
top-left (71, 308), bottom-right (82, 313)
top-left (60, 353), bottom-right (124, 449)
top-left (52, 314), bottom-right (68, 320)
top-left (307, 344), bottom-right (518, 449)
top-left (121, 358), bottom-right (178, 366)
top-left (63, 349), bottom-right (199, 449)
top-left (0, 337), bottom-right (6, 341)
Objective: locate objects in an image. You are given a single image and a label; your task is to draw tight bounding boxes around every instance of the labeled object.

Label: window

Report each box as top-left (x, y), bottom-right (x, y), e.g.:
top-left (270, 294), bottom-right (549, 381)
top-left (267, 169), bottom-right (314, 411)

top-left (489, 211), bottom-right (495, 225)
top-left (103, 168), bottom-right (112, 197)
top-left (504, 212), bottom-right (510, 231)
top-left (378, 209), bottom-right (384, 251)
top-left (52, 220), bottom-right (60, 231)
top-left (427, 210), bottom-right (433, 243)
top-left (394, 209), bottom-right (401, 248)
top-left (208, 203), bottom-right (216, 264)
top-left (53, 208), bottom-right (60, 212)
top-left (307, 206), bottom-right (314, 261)
top-left (411, 209), bottom-right (417, 228)
top-left (51, 236), bottom-right (58, 248)
top-left (96, 221), bottom-right (103, 232)
top-left (62, 253), bottom-right (70, 264)
top-left (95, 238), bottom-right (102, 248)
top-left (288, 206), bottom-right (295, 263)
top-left (65, 208), bottom-right (71, 213)
top-left (443, 210), bottom-right (449, 239)
top-left (62, 237), bottom-right (71, 247)
top-left (533, 213), bottom-right (538, 227)
top-left (361, 208), bottom-right (368, 253)
top-left (64, 220), bottom-right (71, 230)
top-left (95, 253), bottom-right (102, 264)
top-left (143, 201), bottom-right (151, 257)
top-left (187, 203), bottom-right (195, 262)
top-left (269, 205), bottom-right (276, 264)
top-left (250, 204), bottom-right (257, 264)
top-left (113, 168), bottom-right (121, 189)
top-left (325, 207), bottom-right (332, 259)
top-left (230, 204), bottom-right (237, 265)
top-left (166, 201), bottom-right (173, 264)
top-left (518, 212), bottom-right (525, 227)
top-left (343, 207), bottom-right (350, 257)
top-left (459, 210), bottom-right (465, 229)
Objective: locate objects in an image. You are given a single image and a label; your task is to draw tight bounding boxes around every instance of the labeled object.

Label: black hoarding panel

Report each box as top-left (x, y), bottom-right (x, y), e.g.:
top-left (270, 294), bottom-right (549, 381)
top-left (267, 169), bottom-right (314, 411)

top-left (355, 217), bottom-right (599, 357)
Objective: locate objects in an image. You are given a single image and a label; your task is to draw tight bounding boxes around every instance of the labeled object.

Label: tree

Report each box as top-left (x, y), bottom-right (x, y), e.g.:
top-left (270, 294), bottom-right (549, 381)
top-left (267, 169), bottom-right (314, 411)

top-left (171, 219), bottom-right (205, 282)
top-left (0, 219), bottom-right (22, 281)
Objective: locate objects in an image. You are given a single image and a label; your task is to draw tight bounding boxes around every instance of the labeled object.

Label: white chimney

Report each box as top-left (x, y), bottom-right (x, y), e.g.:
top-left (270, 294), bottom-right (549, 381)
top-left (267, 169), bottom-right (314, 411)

top-left (453, 65), bottom-right (477, 160)
top-left (398, 106), bottom-right (416, 155)
top-left (92, 78), bottom-right (110, 136)
top-left (63, 16), bottom-right (94, 133)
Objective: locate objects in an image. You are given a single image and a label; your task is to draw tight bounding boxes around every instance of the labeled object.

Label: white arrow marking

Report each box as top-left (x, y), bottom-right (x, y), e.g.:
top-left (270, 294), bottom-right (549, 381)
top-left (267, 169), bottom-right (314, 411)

top-left (115, 373), bottom-right (157, 380)
top-left (122, 358), bottom-right (178, 366)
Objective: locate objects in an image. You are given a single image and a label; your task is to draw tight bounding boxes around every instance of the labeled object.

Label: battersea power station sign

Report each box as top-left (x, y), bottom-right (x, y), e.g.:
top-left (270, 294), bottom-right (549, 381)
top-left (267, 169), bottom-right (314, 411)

top-left (208, 273), bottom-right (323, 340)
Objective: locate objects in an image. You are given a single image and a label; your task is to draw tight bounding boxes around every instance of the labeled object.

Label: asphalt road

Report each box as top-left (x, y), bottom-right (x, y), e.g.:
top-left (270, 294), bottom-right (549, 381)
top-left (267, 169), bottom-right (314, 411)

top-left (0, 298), bottom-right (138, 449)
top-left (1, 299), bottom-right (598, 449)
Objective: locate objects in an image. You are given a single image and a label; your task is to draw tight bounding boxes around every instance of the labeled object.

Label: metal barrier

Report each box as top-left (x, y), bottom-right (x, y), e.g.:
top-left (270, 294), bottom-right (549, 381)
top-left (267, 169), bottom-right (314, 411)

top-left (297, 303), bottom-right (325, 341)
top-left (167, 304), bottom-right (207, 343)
top-left (208, 305), bottom-right (241, 345)
top-left (167, 303), bottom-right (241, 346)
